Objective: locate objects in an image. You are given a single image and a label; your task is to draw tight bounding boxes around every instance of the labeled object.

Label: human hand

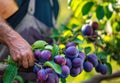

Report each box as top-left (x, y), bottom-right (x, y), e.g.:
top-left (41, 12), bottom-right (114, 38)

top-left (0, 15), bottom-right (34, 68)
top-left (8, 35), bottom-right (35, 68)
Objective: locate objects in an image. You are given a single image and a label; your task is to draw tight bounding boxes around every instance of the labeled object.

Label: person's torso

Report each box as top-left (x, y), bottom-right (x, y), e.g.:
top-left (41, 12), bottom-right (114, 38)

top-left (0, 0), bottom-right (59, 28)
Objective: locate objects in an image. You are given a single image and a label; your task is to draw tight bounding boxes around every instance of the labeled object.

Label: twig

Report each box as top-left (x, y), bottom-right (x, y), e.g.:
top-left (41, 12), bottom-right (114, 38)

top-left (81, 71), bottom-right (120, 83)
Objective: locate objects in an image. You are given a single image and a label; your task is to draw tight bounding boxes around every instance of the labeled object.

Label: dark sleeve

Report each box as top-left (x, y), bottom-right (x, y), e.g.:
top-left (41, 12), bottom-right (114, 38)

top-left (6, 0), bottom-right (30, 28)
top-left (7, 0), bottom-right (59, 28)
top-left (16, 0), bottom-right (23, 7)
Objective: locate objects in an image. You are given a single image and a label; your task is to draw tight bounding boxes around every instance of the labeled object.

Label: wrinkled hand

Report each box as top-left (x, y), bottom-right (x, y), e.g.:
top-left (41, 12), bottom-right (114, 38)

top-left (8, 36), bottom-right (35, 68)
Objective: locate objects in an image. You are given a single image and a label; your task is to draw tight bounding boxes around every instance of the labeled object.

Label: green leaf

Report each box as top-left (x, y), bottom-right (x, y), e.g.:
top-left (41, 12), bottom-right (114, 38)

top-left (97, 38), bottom-right (103, 45)
top-left (7, 56), bottom-right (17, 65)
top-left (44, 45), bottom-right (53, 51)
top-left (84, 47), bottom-right (91, 54)
top-left (68, 0), bottom-right (72, 6)
top-left (44, 61), bottom-right (62, 74)
top-left (116, 22), bottom-right (120, 31)
top-left (3, 64), bottom-right (18, 83)
top-left (105, 63), bottom-right (112, 75)
top-left (32, 40), bottom-right (48, 50)
top-left (61, 78), bottom-right (66, 83)
top-left (78, 45), bottom-right (84, 52)
top-left (104, 6), bottom-right (113, 19)
top-left (51, 28), bottom-right (60, 38)
top-left (60, 24), bottom-right (69, 32)
top-left (52, 44), bottom-right (59, 57)
top-left (96, 5), bottom-right (104, 20)
top-left (72, 38), bottom-right (83, 44)
top-left (97, 52), bottom-right (108, 63)
top-left (14, 75), bottom-right (24, 83)
top-left (82, 2), bottom-right (94, 16)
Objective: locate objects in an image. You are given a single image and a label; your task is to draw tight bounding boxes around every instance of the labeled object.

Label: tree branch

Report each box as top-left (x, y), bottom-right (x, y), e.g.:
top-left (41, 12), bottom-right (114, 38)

top-left (82, 71), bottom-right (120, 83)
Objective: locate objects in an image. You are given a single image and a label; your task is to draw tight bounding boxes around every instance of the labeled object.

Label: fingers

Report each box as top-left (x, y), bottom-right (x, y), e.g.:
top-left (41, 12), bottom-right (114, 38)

top-left (10, 43), bottom-right (35, 68)
top-left (11, 54), bottom-right (21, 62)
top-left (12, 53), bottom-right (34, 68)
top-left (22, 55), bottom-right (28, 68)
top-left (21, 51), bottom-right (34, 68)
top-left (18, 60), bottom-right (22, 66)
top-left (28, 52), bottom-right (35, 67)
top-left (12, 55), bottom-right (18, 61)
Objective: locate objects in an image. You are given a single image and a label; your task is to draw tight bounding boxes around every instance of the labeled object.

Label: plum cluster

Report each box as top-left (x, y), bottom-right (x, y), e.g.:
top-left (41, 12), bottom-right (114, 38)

top-left (64, 44), bottom-right (85, 77)
top-left (95, 62), bottom-right (108, 75)
top-left (81, 21), bottom-right (99, 41)
top-left (33, 50), bottom-right (59, 83)
top-left (33, 42), bottom-right (108, 83)
top-left (37, 68), bottom-right (59, 83)
top-left (83, 54), bottom-right (108, 75)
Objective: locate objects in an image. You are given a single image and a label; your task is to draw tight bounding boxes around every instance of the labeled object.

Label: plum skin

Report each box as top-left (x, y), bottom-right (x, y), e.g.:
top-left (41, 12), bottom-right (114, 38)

top-left (65, 46), bottom-right (79, 59)
top-left (83, 61), bottom-right (93, 72)
top-left (81, 24), bottom-right (93, 36)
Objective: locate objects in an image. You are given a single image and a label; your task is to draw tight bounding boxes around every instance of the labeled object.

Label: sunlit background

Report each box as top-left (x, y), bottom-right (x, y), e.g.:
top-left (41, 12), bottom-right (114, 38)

top-left (57, 0), bottom-right (120, 83)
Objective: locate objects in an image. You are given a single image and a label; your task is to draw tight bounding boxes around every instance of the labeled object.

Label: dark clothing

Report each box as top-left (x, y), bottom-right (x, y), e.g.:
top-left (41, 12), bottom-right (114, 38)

top-left (7, 0), bottom-right (29, 28)
top-left (7, 0), bottom-right (59, 28)
top-left (1, 0), bottom-right (59, 82)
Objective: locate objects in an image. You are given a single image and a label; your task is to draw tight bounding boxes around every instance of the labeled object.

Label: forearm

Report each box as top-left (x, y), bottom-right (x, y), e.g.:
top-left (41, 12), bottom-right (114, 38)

top-left (0, 16), bottom-right (34, 68)
top-left (0, 16), bottom-right (21, 47)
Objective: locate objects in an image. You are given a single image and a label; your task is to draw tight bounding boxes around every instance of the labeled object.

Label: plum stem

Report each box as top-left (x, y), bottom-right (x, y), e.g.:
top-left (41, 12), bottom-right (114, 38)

top-left (35, 63), bottom-right (42, 69)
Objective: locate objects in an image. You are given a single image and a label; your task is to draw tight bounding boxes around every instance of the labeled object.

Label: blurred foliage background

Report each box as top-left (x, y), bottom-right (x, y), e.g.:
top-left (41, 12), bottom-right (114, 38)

top-left (56, 0), bottom-right (120, 83)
